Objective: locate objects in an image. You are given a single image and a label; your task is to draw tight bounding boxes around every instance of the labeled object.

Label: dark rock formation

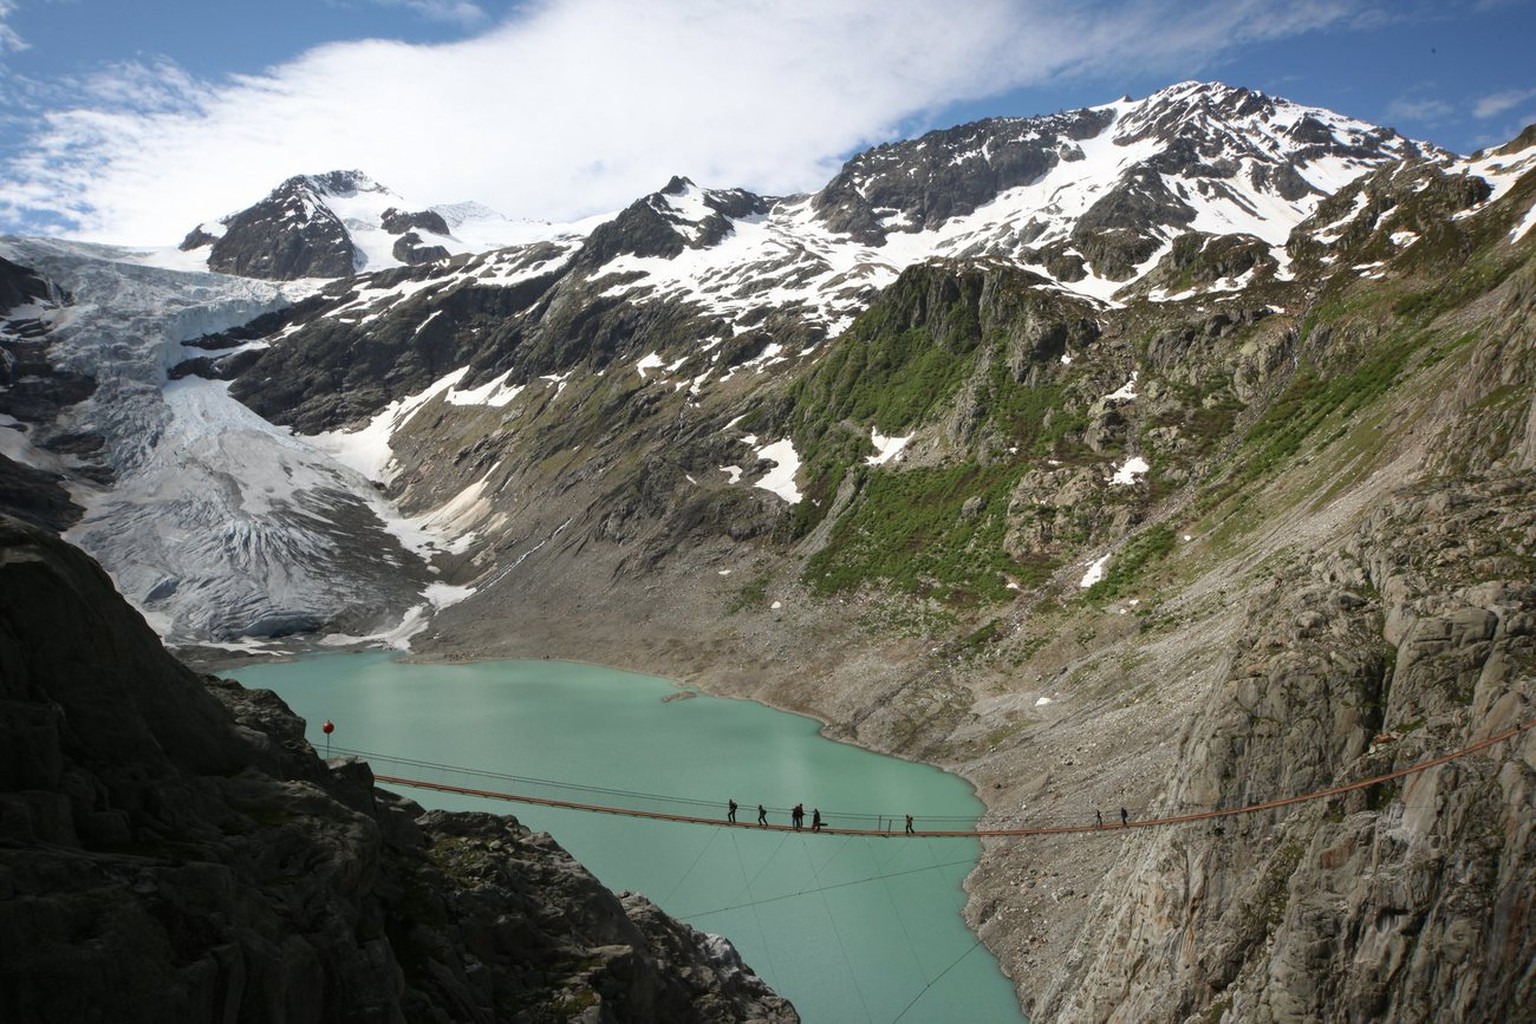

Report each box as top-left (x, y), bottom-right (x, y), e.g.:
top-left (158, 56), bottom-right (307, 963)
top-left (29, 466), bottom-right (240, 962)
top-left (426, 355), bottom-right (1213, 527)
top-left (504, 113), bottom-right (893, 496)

top-left (0, 516), bottom-right (796, 1024)
top-left (0, 453), bottom-right (82, 532)
top-left (392, 231), bottom-right (452, 266)
top-left (575, 177), bottom-right (772, 270)
top-left (185, 171), bottom-right (395, 280)
top-left (202, 174), bottom-right (359, 279)
top-left (0, 255), bottom-right (55, 311)
top-left (178, 223), bottom-right (219, 251)
top-left (0, 257), bottom-right (92, 528)
top-left (381, 207), bottom-right (452, 237)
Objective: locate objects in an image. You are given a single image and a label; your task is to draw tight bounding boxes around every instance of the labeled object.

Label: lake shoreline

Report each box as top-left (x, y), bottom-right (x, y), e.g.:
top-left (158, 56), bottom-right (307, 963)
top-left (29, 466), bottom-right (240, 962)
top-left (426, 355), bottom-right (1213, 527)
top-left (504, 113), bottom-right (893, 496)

top-left (225, 650), bottom-right (1028, 1023)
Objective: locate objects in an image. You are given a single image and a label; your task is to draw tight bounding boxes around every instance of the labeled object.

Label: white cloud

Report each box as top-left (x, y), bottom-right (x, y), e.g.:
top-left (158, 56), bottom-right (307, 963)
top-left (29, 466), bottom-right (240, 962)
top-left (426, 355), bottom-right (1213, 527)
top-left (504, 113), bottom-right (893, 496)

top-left (367, 0), bottom-right (488, 26)
top-left (1384, 94), bottom-right (1456, 124)
top-left (1474, 87), bottom-right (1536, 119)
top-left (1, 0), bottom-right (1376, 244)
top-left (0, 0), bottom-right (26, 53)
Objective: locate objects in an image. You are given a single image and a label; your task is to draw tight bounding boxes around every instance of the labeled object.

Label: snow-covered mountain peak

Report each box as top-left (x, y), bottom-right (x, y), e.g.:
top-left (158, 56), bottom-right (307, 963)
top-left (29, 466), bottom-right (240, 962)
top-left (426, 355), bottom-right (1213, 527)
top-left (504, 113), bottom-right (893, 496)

top-left (1112, 80), bottom-right (1438, 179)
top-left (643, 176), bottom-right (774, 247)
top-left (300, 168), bottom-right (392, 200)
top-left (173, 170), bottom-right (580, 281)
top-left (9, 81), bottom-right (1534, 659)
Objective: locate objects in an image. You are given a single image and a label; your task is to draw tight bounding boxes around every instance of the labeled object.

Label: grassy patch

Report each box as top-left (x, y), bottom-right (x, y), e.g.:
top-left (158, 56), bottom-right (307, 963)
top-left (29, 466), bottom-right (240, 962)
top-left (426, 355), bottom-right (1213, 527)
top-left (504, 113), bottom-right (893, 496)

top-left (804, 462), bottom-right (1024, 604)
top-left (988, 369), bottom-right (1088, 457)
top-left (1082, 524), bottom-right (1178, 602)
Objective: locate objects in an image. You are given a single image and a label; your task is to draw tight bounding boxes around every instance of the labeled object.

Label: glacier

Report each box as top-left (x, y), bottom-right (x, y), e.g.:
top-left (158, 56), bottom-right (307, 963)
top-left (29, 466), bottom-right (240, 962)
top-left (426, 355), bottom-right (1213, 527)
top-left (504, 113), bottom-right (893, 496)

top-left (0, 237), bottom-right (436, 647)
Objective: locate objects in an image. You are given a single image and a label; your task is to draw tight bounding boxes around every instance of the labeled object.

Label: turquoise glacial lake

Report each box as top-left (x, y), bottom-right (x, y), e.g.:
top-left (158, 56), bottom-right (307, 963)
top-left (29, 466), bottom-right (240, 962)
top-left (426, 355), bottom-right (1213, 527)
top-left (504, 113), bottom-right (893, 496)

top-left (228, 651), bottom-right (1024, 1024)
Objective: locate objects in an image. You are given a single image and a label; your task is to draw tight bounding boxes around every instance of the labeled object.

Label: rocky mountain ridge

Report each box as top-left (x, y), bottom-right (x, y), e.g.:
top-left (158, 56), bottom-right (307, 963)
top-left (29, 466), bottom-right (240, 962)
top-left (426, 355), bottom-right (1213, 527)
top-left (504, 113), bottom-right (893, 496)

top-left (3, 78), bottom-right (1536, 1022)
top-left (177, 169), bottom-right (572, 281)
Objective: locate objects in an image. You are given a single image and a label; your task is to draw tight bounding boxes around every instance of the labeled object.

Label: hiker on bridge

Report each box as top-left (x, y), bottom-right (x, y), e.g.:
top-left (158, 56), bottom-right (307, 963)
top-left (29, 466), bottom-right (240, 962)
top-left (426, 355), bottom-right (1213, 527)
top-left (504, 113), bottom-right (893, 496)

top-left (1120, 806), bottom-right (1129, 827)
top-left (757, 804), bottom-right (768, 827)
top-left (812, 808), bottom-right (823, 832)
top-left (1095, 809), bottom-right (1104, 828)
top-left (792, 803), bottom-right (805, 830)
top-left (728, 799), bottom-right (737, 824)
top-left (905, 814), bottom-right (915, 835)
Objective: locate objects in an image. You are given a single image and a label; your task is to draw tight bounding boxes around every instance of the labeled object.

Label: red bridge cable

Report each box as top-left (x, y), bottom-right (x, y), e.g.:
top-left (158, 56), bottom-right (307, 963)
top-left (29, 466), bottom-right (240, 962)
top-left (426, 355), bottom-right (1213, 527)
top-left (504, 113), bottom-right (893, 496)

top-left (367, 717), bottom-right (1534, 838)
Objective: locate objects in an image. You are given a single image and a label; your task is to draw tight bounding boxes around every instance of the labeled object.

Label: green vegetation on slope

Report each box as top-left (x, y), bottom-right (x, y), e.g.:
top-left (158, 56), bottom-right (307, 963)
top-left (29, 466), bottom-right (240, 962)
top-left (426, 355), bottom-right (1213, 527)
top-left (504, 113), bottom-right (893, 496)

top-left (804, 462), bottom-right (1056, 604)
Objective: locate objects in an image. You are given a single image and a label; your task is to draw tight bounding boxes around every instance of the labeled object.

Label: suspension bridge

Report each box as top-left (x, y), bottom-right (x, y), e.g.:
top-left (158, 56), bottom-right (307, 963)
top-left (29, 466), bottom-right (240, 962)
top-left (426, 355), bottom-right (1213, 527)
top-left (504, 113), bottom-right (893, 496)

top-left (324, 718), bottom-right (1531, 1024)
top-left (334, 716), bottom-right (1533, 838)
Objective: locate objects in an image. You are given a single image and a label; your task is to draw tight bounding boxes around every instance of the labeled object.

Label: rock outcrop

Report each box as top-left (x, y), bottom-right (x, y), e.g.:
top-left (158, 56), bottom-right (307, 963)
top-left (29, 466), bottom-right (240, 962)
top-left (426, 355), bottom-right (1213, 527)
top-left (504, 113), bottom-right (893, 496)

top-left (0, 257), bottom-right (87, 531)
top-left (0, 515), bottom-right (796, 1023)
top-left (192, 173), bottom-right (361, 279)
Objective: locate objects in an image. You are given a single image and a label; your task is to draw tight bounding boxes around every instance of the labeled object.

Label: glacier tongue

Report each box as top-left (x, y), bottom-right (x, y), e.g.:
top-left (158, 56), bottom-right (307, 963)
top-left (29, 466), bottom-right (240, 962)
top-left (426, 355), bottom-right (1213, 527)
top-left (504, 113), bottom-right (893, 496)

top-left (1, 238), bottom-right (435, 646)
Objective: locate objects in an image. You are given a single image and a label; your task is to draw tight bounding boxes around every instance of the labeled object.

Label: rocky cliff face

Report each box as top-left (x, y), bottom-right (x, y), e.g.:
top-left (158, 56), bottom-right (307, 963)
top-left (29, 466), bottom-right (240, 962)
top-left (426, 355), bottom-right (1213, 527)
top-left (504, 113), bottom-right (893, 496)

top-left (189, 172), bottom-right (364, 279)
top-left (0, 256), bottom-right (86, 532)
top-left (0, 515), bottom-right (796, 1023)
top-left (959, 173), bottom-right (1536, 1021)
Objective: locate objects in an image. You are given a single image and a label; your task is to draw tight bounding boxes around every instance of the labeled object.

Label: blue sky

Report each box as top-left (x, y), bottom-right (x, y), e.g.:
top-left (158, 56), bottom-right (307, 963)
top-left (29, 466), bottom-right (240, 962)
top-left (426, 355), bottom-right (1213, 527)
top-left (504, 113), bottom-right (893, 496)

top-left (1, 0), bottom-right (1532, 243)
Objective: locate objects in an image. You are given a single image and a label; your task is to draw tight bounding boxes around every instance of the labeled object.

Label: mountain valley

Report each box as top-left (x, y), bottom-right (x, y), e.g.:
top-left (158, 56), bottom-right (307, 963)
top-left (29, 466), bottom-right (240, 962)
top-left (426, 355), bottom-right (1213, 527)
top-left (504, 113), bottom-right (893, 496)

top-left (3, 81), bottom-right (1535, 1022)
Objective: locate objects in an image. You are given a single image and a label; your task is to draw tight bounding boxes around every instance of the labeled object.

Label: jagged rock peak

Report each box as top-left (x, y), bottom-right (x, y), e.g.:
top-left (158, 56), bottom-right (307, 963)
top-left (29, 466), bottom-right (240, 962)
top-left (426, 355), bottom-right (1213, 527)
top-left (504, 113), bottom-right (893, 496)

top-left (810, 81), bottom-right (1442, 247)
top-left (577, 176), bottom-right (773, 266)
top-left (812, 105), bottom-right (1115, 242)
top-left (1115, 80), bottom-right (1439, 166)
top-left (178, 169), bottom-right (378, 279)
top-left (298, 167), bottom-right (391, 198)
top-left (646, 176), bottom-right (772, 229)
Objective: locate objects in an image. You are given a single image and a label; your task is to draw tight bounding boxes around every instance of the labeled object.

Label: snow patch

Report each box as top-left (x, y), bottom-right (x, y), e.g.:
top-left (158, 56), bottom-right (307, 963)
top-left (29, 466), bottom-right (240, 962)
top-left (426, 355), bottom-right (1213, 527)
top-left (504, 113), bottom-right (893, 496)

top-left (1512, 202), bottom-right (1536, 245)
top-left (636, 352), bottom-right (665, 379)
top-left (1080, 552), bottom-right (1112, 588)
top-left (749, 438), bottom-right (803, 504)
top-left (446, 369), bottom-right (524, 408)
top-left (1110, 456), bottom-right (1149, 485)
top-left (866, 429), bottom-right (912, 466)
top-left (424, 582), bottom-right (475, 609)
top-left (1103, 372), bottom-right (1139, 403)
top-left (308, 367), bottom-right (468, 482)
top-left (318, 604), bottom-right (431, 651)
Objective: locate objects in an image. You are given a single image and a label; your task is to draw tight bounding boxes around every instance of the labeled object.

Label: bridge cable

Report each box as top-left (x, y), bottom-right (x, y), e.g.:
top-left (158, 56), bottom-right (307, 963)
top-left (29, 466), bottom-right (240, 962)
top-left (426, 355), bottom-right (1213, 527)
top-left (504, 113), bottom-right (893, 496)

top-left (366, 717), bottom-right (1535, 838)
top-left (889, 937), bottom-right (985, 1024)
top-left (680, 858), bottom-right (977, 921)
top-left (661, 826), bottom-right (721, 907)
top-left (729, 828), bottom-right (779, 981)
top-left (806, 837), bottom-right (875, 1024)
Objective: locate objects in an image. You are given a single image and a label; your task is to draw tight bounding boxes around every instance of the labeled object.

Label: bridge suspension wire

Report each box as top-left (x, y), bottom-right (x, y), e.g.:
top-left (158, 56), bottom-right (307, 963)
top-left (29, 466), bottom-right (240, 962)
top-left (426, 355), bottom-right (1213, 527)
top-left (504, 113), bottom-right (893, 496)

top-left (890, 937), bottom-right (985, 1024)
top-left (357, 717), bottom-right (1533, 839)
top-left (678, 856), bottom-right (978, 921)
